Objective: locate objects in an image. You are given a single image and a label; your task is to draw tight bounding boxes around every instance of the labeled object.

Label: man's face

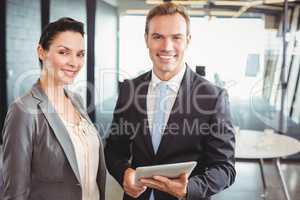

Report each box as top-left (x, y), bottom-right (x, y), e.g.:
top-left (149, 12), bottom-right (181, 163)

top-left (145, 13), bottom-right (191, 78)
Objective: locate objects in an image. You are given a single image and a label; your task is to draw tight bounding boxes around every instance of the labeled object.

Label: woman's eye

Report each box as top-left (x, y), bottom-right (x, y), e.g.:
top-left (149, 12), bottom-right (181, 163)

top-left (78, 53), bottom-right (85, 58)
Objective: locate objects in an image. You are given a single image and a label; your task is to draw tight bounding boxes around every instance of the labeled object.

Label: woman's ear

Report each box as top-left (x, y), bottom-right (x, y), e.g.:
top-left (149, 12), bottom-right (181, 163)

top-left (37, 45), bottom-right (46, 61)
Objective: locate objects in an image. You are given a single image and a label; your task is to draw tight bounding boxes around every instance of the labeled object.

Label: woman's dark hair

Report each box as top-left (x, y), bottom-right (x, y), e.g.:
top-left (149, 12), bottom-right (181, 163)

top-left (38, 17), bottom-right (84, 65)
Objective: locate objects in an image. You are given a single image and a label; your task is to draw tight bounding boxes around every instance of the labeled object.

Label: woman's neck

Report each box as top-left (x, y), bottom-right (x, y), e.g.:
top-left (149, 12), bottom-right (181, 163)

top-left (39, 72), bottom-right (79, 124)
top-left (39, 74), bottom-right (65, 103)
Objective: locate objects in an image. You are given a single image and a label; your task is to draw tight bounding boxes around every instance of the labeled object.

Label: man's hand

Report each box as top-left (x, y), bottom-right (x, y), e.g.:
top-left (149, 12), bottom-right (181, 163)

top-left (123, 168), bottom-right (147, 198)
top-left (140, 173), bottom-right (188, 199)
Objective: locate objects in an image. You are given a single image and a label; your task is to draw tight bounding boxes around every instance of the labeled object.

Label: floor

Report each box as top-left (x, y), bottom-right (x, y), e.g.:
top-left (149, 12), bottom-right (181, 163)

top-left (106, 160), bottom-right (300, 200)
top-left (213, 160), bottom-right (300, 200)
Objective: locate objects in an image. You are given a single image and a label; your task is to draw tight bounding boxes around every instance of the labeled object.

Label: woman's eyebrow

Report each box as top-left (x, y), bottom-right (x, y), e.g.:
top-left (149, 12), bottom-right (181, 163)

top-left (56, 45), bottom-right (71, 50)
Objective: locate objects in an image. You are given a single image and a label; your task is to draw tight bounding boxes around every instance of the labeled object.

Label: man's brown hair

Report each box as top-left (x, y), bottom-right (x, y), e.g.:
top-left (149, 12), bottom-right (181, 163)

top-left (145, 2), bottom-right (191, 35)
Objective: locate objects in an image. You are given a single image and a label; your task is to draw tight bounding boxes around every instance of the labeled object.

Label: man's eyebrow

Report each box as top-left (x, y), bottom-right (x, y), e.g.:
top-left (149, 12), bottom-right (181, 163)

top-left (151, 33), bottom-right (163, 36)
top-left (173, 33), bottom-right (184, 37)
top-left (151, 33), bottom-right (185, 37)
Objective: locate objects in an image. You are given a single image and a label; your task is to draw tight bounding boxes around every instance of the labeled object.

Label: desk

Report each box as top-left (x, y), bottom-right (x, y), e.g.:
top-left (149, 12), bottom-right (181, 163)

top-left (235, 129), bottom-right (300, 200)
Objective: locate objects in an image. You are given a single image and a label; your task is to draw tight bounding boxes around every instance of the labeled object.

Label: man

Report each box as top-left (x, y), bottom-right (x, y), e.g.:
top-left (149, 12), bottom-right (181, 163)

top-left (105, 3), bottom-right (236, 200)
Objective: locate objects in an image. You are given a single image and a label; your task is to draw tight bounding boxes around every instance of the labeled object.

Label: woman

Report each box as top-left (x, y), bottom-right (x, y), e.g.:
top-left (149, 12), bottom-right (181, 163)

top-left (2, 18), bottom-right (106, 200)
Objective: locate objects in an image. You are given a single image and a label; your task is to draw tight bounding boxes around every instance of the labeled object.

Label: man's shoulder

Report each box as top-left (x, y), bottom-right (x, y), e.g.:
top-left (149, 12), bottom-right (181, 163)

top-left (190, 70), bottom-right (223, 96)
top-left (131, 70), bottom-right (151, 83)
top-left (121, 70), bottom-right (151, 87)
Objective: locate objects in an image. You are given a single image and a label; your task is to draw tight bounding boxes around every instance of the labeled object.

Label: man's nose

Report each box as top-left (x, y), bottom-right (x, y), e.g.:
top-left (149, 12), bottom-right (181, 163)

top-left (161, 38), bottom-right (174, 51)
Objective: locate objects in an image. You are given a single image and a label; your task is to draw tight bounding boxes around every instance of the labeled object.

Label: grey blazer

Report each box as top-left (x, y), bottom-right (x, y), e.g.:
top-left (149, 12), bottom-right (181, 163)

top-left (1, 82), bottom-right (106, 200)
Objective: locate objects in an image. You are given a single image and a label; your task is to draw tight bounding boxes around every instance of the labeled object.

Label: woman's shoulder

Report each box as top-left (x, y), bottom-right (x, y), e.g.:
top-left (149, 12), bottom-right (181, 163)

top-left (8, 88), bottom-right (40, 115)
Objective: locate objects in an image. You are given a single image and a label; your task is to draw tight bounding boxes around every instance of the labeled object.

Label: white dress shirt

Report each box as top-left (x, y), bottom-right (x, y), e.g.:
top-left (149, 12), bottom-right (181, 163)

top-left (62, 116), bottom-right (100, 200)
top-left (147, 65), bottom-right (186, 138)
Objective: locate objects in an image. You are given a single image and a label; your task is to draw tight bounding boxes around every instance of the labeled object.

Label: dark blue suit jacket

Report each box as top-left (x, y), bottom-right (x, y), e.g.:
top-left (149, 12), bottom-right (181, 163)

top-left (105, 66), bottom-right (236, 200)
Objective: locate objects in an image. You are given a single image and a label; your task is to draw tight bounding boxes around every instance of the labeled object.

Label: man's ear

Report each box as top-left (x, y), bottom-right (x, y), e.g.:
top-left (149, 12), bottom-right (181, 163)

top-left (186, 34), bottom-right (191, 47)
top-left (144, 33), bottom-right (149, 48)
top-left (37, 45), bottom-right (46, 61)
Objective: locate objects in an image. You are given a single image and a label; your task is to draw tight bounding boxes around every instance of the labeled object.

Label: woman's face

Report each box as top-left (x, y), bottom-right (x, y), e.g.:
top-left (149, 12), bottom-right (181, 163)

top-left (38, 31), bottom-right (85, 85)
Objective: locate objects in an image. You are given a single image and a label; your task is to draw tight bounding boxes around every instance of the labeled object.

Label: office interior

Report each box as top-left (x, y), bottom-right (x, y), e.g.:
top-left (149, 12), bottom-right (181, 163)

top-left (0, 0), bottom-right (300, 199)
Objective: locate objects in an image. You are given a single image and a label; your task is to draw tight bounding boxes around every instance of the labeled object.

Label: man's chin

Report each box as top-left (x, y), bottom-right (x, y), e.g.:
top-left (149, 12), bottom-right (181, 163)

top-left (156, 63), bottom-right (177, 72)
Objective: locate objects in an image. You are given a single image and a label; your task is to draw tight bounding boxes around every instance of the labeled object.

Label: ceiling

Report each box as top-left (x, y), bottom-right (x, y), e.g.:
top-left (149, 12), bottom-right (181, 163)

top-left (116, 0), bottom-right (300, 17)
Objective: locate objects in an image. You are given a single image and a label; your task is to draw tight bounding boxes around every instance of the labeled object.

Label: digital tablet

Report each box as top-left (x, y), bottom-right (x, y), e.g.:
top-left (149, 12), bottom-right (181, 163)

top-left (135, 161), bottom-right (197, 184)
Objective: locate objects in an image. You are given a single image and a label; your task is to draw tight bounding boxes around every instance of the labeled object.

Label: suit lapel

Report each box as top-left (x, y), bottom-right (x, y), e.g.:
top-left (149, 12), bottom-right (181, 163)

top-left (31, 83), bottom-right (81, 183)
top-left (64, 88), bottom-right (105, 188)
top-left (137, 72), bottom-right (156, 158)
top-left (65, 90), bottom-right (92, 125)
top-left (66, 90), bottom-right (103, 144)
top-left (155, 67), bottom-right (195, 158)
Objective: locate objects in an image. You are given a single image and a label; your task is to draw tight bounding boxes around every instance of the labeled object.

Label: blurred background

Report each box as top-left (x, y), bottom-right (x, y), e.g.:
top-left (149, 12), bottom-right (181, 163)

top-left (1, 0), bottom-right (300, 199)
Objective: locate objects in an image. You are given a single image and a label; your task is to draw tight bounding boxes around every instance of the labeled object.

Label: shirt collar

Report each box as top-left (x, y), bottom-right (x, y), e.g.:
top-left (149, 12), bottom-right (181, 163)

top-left (150, 64), bottom-right (186, 93)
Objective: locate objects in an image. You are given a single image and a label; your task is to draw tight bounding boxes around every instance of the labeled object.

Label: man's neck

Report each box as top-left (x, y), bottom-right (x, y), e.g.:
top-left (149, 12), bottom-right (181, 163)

top-left (153, 64), bottom-right (185, 81)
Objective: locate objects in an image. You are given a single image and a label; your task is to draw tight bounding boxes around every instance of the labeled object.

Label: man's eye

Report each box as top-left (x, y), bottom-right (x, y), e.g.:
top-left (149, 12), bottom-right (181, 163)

top-left (153, 36), bottom-right (161, 40)
top-left (59, 51), bottom-right (68, 55)
top-left (174, 36), bottom-right (182, 40)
